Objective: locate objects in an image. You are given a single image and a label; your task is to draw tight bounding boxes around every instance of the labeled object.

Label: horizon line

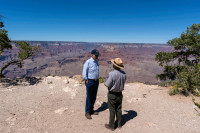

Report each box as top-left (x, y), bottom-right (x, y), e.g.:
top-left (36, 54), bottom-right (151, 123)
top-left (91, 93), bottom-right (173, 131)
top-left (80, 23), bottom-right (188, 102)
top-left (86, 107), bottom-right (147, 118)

top-left (12, 40), bottom-right (167, 45)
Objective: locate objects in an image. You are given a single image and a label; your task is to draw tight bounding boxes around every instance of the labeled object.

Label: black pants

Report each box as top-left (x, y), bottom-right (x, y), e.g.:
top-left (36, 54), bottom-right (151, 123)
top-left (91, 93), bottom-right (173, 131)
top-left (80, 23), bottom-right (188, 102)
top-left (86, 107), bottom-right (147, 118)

top-left (107, 91), bottom-right (123, 129)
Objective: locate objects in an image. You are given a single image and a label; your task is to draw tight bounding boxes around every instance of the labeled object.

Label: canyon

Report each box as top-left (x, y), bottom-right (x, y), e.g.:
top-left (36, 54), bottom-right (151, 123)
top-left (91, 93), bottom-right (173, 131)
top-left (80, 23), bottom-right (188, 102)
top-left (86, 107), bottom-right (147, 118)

top-left (0, 41), bottom-right (173, 83)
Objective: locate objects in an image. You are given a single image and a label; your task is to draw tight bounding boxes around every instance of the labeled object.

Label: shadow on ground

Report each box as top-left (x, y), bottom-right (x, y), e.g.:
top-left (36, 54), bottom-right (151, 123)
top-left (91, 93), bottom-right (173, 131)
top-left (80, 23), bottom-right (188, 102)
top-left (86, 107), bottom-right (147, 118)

top-left (96, 102), bottom-right (108, 113)
top-left (122, 110), bottom-right (137, 126)
top-left (96, 102), bottom-right (137, 128)
top-left (0, 77), bottom-right (42, 87)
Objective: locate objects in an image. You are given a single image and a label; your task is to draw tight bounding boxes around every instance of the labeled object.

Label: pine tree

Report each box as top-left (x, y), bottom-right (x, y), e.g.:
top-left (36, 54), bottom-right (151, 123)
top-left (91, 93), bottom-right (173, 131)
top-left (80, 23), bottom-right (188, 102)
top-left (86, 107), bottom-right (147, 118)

top-left (156, 24), bottom-right (200, 96)
top-left (0, 16), bottom-right (39, 78)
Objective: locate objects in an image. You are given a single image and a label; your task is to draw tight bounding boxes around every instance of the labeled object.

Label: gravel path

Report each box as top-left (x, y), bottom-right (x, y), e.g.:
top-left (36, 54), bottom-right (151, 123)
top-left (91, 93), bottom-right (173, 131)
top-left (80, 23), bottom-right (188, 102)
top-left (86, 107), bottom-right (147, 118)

top-left (0, 76), bottom-right (200, 133)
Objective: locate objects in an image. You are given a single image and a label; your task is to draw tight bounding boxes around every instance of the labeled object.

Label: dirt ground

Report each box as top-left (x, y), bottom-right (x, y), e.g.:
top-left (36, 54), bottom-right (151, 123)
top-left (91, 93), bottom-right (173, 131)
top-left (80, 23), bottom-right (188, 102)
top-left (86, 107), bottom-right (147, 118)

top-left (0, 76), bottom-right (200, 133)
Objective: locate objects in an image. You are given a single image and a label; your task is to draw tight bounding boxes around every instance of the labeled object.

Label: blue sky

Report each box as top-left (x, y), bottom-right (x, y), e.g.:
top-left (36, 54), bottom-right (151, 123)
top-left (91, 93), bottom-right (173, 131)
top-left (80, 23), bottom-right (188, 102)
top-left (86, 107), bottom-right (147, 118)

top-left (1, 0), bottom-right (200, 43)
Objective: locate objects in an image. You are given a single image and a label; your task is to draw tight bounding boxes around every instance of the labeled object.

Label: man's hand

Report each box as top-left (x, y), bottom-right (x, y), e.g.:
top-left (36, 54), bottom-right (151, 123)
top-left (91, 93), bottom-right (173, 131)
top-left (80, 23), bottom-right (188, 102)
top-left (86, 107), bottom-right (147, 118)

top-left (85, 80), bottom-right (88, 84)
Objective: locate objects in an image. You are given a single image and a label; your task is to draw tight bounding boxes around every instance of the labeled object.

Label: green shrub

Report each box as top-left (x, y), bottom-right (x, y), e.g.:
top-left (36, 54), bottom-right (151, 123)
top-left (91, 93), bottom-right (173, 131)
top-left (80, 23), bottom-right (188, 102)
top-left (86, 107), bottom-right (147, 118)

top-left (99, 77), bottom-right (105, 83)
top-left (192, 97), bottom-right (200, 109)
top-left (169, 85), bottom-right (179, 95)
top-left (158, 81), bottom-right (175, 87)
top-left (175, 64), bottom-right (200, 96)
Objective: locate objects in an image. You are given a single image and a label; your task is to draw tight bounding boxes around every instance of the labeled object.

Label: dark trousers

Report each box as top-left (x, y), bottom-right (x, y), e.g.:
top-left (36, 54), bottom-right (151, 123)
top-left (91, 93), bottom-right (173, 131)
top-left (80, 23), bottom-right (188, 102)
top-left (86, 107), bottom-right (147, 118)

top-left (108, 91), bottom-right (123, 129)
top-left (85, 79), bottom-right (99, 113)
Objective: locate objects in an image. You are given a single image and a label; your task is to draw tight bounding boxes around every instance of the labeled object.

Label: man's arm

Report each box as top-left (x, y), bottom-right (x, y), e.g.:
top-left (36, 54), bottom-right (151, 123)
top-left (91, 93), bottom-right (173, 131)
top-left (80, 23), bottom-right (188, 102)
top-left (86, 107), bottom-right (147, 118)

top-left (104, 73), bottom-right (113, 89)
top-left (82, 60), bottom-right (89, 81)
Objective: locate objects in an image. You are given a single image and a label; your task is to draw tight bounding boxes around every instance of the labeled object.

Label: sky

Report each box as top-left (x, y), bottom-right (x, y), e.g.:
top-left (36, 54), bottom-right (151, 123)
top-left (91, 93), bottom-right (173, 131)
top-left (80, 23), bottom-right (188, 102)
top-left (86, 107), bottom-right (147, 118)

top-left (0, 0), bottom-right (200, 43)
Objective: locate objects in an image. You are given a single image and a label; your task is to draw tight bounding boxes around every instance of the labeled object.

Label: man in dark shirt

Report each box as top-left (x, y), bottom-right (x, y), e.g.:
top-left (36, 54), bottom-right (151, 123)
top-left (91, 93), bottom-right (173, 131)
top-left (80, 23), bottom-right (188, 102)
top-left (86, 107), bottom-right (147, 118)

top-left (104, 58), bottom-right (126, 131)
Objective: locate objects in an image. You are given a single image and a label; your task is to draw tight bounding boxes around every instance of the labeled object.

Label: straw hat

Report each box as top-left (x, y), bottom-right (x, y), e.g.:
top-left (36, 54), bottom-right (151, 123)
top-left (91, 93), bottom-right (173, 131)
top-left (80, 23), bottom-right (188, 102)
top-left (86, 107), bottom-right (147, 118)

top-left (111, 58), bottom-right (124, 69)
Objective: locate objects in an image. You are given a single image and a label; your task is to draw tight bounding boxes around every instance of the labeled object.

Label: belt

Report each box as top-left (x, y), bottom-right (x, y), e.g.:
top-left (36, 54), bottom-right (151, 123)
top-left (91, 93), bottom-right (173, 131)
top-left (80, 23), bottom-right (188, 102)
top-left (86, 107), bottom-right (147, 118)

top-left (109, 91), bottom-right (122, 94)
top-left (88, 79), bottom-right (99, 81)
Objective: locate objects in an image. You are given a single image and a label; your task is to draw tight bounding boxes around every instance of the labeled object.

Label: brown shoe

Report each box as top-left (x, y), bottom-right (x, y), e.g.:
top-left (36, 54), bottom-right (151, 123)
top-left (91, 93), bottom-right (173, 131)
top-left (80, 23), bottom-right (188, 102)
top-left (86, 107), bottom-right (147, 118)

top-left (85, 113), bottom-right (92, 119)
top-left (105, 124), bottom-right (114, 131)
top-left (118, 126), bottom-right (122, 129)
top-left (93, 111), bottom-right (99, 115)
top-left (90, 110), bottom-right (99, 115)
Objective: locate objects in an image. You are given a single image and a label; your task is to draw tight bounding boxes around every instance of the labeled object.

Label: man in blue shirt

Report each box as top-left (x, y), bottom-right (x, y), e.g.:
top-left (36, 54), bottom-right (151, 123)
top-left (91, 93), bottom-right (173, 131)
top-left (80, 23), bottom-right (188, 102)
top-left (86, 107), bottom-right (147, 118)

top-left (82, 49), bottom-right (100, 119)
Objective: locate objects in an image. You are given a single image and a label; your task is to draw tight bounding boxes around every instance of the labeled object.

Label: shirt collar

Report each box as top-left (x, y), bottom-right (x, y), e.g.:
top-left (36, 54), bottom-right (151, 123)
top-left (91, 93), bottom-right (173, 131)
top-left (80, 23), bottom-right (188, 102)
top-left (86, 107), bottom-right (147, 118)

top-left (90, 57), bottom-right (98, 62)
top-left (114, 69), bottom-right (121, 72)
